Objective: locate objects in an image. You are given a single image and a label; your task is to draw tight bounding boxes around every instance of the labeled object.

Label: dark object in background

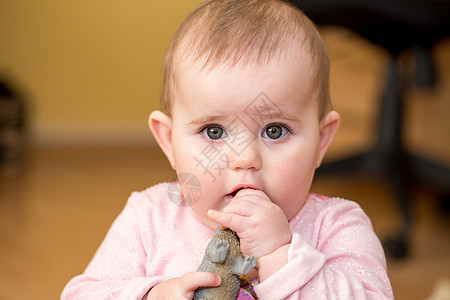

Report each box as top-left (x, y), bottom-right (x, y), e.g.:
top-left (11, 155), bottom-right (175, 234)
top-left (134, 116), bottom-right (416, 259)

top-left (0, 79), bottom-right (27, 176)
top-left (289, 0), bottom-right (450, 258)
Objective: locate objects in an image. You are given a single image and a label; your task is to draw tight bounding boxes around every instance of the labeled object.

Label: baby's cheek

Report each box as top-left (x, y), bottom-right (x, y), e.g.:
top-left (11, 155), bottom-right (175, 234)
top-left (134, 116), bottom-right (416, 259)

top-left (273, 188), bottom-right (308, 221)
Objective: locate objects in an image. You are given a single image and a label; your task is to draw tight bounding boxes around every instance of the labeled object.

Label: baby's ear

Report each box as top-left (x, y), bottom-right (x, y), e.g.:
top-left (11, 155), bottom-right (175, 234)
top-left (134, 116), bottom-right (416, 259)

top-left (148, 110), bottom-right (174, 166)
top-left (316, 110), bottom-right (340, 168)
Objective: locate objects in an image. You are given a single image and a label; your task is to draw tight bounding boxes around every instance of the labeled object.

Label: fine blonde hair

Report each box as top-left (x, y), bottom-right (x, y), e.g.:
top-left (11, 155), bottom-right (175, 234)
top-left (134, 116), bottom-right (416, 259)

top-left (161, 0), bottom-right (331, 119)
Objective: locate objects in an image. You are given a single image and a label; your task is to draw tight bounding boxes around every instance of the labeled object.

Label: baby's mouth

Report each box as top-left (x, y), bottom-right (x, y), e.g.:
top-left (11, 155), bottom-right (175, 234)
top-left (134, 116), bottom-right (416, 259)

top-left (229, 187), bottom-right (245, 198)
top-left (224, 186), bottom-right (256, 203)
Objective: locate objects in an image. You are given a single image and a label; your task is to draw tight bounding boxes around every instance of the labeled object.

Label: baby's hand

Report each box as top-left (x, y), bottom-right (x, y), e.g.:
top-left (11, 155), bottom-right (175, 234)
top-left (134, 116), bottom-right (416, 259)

top-left (147, 272), bottom-right (220, 300)
top-left (207, 189), bottom-right (291, 261)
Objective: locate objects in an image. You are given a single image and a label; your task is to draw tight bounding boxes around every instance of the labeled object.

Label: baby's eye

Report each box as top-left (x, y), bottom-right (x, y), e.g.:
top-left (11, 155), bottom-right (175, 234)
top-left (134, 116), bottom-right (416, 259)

top-left (262, 124), bottom-right (290, 140)
top-left (202, 125), bottom-right (227, 140)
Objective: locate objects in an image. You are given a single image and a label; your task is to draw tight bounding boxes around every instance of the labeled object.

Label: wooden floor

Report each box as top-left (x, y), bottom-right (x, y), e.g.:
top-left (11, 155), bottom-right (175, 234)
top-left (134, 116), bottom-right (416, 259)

top-left (0, 29), bottom-right (449, 300)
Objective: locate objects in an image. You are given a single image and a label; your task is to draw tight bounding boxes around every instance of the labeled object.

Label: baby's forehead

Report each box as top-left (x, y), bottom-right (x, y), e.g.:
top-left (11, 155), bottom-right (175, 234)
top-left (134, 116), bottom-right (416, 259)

top-left (183, 57), bottom-right (315, 101)
top-left (178, 32), bottom-right (314, 71)
top-left (173, 56), bottom-right (318, 113)
top-left (177, 43), bottom-right (314, 82)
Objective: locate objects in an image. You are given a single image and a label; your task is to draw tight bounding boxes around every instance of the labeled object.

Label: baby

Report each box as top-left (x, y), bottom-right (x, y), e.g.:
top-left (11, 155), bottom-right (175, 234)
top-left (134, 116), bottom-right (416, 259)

top-left (62, 0), bottom-right (393, 299)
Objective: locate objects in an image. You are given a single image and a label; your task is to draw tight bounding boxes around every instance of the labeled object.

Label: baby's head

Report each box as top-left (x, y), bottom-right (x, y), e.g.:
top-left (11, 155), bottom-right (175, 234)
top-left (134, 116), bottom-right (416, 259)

top-left (150, 0), bottom-right (340, 228)
top-left (161, 0), bottom-right (331, 120)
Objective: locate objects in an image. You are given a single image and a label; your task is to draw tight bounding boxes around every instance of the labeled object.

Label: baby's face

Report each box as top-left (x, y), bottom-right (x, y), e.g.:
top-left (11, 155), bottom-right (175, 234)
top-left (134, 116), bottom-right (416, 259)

top-left (169, 55), bottom-right (328, 229)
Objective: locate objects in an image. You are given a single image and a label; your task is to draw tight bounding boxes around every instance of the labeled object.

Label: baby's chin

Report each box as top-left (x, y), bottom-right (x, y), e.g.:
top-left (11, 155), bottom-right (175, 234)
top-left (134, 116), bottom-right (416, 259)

top-left (190, 201), bottom-right (227, 230)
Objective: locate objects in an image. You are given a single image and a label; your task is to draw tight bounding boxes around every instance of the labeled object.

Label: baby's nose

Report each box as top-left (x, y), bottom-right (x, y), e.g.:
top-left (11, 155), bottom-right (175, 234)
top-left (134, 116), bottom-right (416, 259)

top-left (227, 143), bottom-right (262, 171)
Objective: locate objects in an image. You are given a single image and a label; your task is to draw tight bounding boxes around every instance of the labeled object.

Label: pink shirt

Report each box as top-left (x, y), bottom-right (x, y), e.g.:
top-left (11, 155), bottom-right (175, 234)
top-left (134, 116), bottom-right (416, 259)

top-left (61, 182), bottom-right (393, 299)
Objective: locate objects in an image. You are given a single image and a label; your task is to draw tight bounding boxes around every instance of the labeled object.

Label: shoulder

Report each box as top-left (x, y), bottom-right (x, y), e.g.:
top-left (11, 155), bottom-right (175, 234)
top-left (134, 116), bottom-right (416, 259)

top-left (291, 194), bottom-right (373, 238)
top-left (125, 182), bottom-right (196, 226)
top-left (294, 193), bottom-right (366, 218)
top-left (127, 182), bottom-right (172, 207)
top-left (304, 193), bottom-right (367, 219)
top-left (122, 182), bottom-right (176, 219)
top-left (306, 193), bottom-right (359, 206)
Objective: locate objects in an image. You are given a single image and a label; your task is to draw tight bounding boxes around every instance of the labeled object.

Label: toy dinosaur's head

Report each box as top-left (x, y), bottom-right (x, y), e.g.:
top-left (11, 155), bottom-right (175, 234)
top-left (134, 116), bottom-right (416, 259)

top-left (215, 227), bottom-right (240, 252)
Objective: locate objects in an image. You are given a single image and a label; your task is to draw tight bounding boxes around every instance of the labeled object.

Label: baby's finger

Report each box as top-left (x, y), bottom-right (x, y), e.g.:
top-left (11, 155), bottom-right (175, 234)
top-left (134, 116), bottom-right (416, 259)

top-left (178, 272), bottom-right (221, 297)
top-left (207, 209), bottom-right (247, 232)
top-left (222, 199), bottom-right (259, 216)
top-left (233, 189), bottom-right (271, 204)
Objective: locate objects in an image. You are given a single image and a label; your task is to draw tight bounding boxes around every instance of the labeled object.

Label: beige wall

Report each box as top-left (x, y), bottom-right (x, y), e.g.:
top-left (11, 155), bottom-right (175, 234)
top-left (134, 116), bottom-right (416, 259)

top-left (0, 0), bottom-right (202, 146)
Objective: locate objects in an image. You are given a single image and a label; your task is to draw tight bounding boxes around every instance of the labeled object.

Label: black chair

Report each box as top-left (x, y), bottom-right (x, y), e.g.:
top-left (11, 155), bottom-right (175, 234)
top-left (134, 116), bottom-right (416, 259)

top-left (289, 0), bottom-right (450, 258)
top-left (0, 79), bottom-right (27, 175)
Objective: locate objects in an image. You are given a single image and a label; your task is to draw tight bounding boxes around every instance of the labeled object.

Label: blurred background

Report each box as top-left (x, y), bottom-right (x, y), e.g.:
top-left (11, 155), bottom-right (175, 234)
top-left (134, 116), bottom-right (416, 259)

top-left (0, 0), bottom-right (449, 299)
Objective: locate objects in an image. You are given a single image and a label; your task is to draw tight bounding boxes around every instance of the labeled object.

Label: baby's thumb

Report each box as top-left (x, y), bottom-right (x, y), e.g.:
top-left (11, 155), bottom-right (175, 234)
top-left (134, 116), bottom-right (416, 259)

top-left (181, 271), bottom-right (221, 296)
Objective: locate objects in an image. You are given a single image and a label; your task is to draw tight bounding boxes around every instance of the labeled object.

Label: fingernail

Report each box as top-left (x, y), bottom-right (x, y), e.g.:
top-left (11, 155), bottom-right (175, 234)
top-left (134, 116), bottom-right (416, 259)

top-left (215, 275), bottom-right (222, 286)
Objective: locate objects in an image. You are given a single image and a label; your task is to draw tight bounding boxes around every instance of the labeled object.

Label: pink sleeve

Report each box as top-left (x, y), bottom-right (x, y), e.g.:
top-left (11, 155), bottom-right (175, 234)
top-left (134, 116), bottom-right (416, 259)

top-left (254, 201), bottom-right (393, 299)
top-left (61, 195), bottom-right (164, 300)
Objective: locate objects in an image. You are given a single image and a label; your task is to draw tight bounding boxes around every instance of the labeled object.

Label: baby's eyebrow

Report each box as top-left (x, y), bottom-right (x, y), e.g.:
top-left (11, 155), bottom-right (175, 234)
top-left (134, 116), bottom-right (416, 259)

top-left (188, 115), bottom-right (225, 125)
top-left (246, 103), bottom-right (299, 122)
top-left (256, 111), bottom-right (299, 122)
top-left (188, 111), bottom-right (299, 125)
top-left (247, 106), bottom-right (299, 122)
